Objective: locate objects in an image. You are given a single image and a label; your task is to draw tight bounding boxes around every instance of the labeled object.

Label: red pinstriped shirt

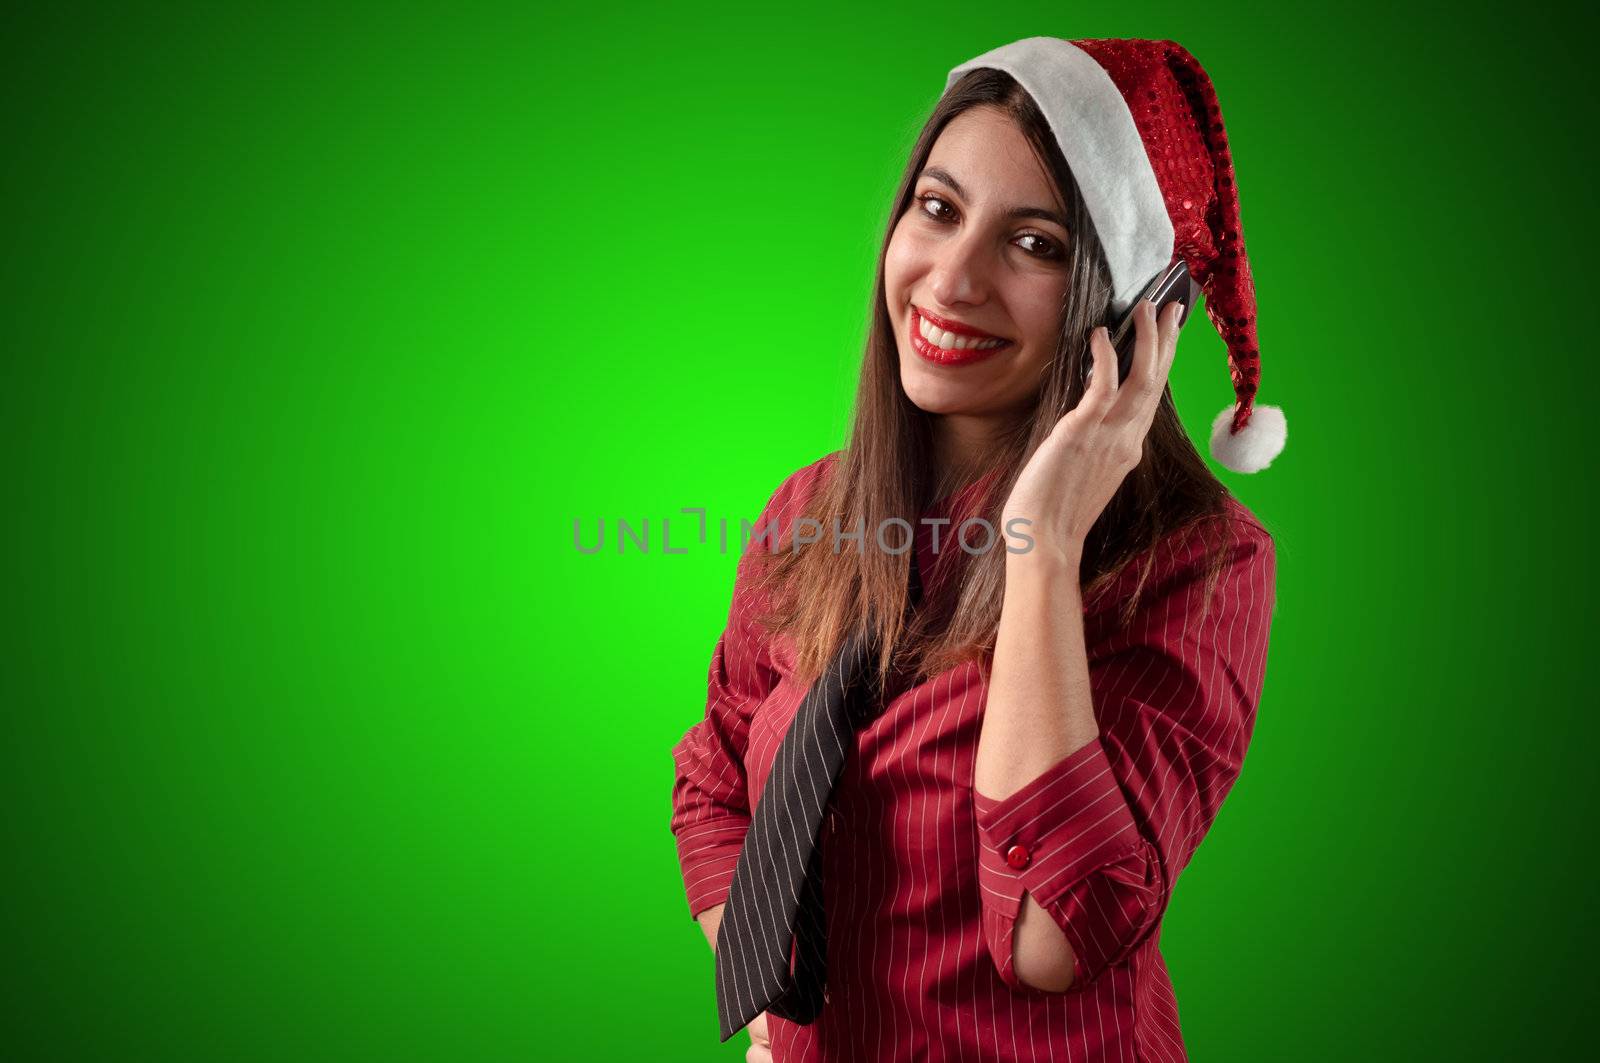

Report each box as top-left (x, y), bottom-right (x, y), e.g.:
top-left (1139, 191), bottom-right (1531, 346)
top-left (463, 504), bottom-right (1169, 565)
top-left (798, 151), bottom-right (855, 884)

top-left (670, 452), bottom-right (1277, 1061)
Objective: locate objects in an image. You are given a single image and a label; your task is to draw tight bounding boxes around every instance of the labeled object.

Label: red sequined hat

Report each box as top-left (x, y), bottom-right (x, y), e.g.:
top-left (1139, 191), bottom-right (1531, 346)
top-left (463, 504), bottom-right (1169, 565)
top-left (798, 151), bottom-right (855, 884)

top-left (946, 37), bottom-right (1286, 473)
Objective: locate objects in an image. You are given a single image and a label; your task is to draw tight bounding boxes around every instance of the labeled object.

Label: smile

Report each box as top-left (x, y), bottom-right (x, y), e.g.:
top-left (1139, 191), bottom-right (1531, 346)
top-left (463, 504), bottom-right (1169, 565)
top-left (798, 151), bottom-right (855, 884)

top-left (909, 307), bottom-right (1014, 366)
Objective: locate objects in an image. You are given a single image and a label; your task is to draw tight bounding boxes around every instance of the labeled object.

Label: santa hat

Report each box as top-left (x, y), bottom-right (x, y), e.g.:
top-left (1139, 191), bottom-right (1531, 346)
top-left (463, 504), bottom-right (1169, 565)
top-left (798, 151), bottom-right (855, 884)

top-left (945, 37), bottom-right (1286, 473)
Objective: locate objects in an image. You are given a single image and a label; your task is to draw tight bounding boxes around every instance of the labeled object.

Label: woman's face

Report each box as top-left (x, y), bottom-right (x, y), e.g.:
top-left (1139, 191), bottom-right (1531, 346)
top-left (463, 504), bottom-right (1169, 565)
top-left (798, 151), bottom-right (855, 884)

top-left (884, 105), bottom-right (1074, 423)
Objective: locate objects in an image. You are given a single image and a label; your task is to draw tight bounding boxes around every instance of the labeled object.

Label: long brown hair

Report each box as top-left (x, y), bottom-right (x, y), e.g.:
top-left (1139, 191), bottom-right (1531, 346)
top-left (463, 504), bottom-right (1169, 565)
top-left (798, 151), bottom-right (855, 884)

top-left (750, 68), bottom-right (1242, 690)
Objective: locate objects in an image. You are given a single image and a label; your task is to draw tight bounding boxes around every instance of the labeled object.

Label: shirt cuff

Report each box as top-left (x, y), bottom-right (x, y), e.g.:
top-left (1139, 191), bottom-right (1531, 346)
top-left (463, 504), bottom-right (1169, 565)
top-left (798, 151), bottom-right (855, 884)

top-left (673, 815), bottom-right (751, 921)
top-left (972, 737), bottom-right (1158, 988)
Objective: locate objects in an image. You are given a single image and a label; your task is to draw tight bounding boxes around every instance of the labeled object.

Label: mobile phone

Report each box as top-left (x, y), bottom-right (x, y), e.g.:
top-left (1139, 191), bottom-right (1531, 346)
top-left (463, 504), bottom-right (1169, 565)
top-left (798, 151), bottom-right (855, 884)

top-left (1088, 259), bottom-right (1200, 386)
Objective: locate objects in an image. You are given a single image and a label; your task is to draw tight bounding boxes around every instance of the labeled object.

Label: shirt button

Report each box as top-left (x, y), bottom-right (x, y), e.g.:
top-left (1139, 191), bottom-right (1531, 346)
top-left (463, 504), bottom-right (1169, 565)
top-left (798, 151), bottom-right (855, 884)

top-left (1005, 843), bottom-right (1031, 869)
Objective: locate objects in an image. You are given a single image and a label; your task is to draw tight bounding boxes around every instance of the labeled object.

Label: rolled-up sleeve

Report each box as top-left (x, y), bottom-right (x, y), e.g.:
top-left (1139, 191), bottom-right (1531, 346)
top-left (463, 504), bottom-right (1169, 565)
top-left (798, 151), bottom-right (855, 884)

top-left (973, 515), bottom-right (1277, 992)
top-left (668, 473), bottom-right (798, 922)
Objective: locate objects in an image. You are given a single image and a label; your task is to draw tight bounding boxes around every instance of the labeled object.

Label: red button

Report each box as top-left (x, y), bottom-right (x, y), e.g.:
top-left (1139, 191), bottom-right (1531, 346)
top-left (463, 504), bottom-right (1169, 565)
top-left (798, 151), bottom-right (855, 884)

top-left (1005, 844), bottom-right (1030, 869)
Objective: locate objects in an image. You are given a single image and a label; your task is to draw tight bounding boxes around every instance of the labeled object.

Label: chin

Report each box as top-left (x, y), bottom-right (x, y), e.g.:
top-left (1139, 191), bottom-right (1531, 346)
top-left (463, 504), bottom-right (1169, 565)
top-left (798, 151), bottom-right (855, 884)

top-left (900, 361), bottom-right (975, 415)
top-left (906, 393), bottom-right (967, 416)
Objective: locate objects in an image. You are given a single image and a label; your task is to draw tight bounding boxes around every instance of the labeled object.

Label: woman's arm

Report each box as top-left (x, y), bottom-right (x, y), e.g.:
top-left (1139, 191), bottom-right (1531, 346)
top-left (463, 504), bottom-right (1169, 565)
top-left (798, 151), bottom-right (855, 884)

top-left (670, 467), bottom-right (812, 924)
top-left (975, 546), bottom-right (1097, 991)
top-left (975, 519), bottom-right (1276, 993)
top-left (972, 299), bottom-right (1276, 993)
top-left (696, 902), bottom-right (724, 952)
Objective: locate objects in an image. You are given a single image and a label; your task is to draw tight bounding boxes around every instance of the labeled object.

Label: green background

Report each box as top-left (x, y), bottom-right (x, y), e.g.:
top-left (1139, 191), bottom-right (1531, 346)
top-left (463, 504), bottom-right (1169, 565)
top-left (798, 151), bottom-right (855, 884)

top-left (5, 2), bottom-right (1593, 1059)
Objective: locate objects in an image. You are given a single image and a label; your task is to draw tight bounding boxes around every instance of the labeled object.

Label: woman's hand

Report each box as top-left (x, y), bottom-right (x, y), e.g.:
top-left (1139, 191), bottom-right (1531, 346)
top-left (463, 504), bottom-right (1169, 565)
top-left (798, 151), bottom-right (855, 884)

top-left (1002, 298), bottom-right (1183, 567)
top-left (745, 1011), bottom-right (772, 1062)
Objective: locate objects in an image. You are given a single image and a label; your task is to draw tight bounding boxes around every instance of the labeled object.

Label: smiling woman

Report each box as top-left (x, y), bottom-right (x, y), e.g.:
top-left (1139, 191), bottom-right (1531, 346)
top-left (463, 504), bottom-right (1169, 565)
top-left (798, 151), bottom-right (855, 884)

top-left (670, 36), bottom-right (1280, 1063)
top-left (890, 108), bottom-right (1082, 414)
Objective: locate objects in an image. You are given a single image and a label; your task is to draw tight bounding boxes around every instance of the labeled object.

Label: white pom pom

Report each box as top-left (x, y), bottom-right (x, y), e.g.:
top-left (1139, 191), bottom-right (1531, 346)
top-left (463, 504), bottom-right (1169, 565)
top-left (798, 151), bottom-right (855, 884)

top-left (1210, 404), bottom-right (1286, 473)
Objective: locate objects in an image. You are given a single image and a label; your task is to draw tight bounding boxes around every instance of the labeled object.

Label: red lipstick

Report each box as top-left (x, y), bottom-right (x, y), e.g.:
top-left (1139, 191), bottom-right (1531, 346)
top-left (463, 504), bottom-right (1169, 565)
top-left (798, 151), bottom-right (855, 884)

top-left (909, 306), bottom-right (1014, 367)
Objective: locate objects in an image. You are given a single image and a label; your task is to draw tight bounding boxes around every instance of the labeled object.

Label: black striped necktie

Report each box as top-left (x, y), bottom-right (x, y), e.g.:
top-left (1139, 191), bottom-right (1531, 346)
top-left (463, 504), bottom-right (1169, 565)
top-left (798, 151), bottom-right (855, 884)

top-left (713, 549), bottom-right (924, 1042)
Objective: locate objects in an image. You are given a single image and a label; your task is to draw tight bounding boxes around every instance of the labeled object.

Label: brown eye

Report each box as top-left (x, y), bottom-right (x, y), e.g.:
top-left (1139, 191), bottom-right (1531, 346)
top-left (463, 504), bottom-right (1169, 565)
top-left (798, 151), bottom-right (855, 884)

top-left (917, 194), bottom-right (955, 222)
top-left (1016, 233), bottom-right (1064, 260)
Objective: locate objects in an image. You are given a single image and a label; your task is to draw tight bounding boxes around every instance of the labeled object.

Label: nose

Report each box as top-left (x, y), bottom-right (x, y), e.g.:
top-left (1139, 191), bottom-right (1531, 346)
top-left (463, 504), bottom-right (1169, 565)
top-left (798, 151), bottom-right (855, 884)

top-left (927, 228), bottom-right (993, 308)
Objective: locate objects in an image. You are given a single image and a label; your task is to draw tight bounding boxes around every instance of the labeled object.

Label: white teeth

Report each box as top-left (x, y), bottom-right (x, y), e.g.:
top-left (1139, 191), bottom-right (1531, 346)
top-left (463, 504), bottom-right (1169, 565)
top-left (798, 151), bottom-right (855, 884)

top-left (917, 313), bottom-right (1006, 350)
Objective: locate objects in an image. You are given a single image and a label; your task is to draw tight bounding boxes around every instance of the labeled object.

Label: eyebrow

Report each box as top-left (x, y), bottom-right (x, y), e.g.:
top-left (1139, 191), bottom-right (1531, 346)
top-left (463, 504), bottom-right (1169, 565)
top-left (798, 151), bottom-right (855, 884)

top-left (918, 166), bottom-right (1071, 231)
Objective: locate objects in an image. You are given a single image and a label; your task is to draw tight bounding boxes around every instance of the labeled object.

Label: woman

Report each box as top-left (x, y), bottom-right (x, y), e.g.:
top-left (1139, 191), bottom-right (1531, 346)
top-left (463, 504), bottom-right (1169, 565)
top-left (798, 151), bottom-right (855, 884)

top-left (671, 37), bottom-right (1282, 1062)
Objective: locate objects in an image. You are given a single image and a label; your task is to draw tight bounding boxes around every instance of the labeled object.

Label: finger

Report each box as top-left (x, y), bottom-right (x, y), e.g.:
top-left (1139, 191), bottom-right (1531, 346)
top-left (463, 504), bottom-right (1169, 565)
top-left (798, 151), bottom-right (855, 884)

top-left (1076, 324), bottom-right (1120, 421)
top-left (1159, 296), bottom-right (1183, 379)
top-left (1127, 300), bottom-right (1184, 438)
top-left (1106, 299), bottom-right (1162, 423)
